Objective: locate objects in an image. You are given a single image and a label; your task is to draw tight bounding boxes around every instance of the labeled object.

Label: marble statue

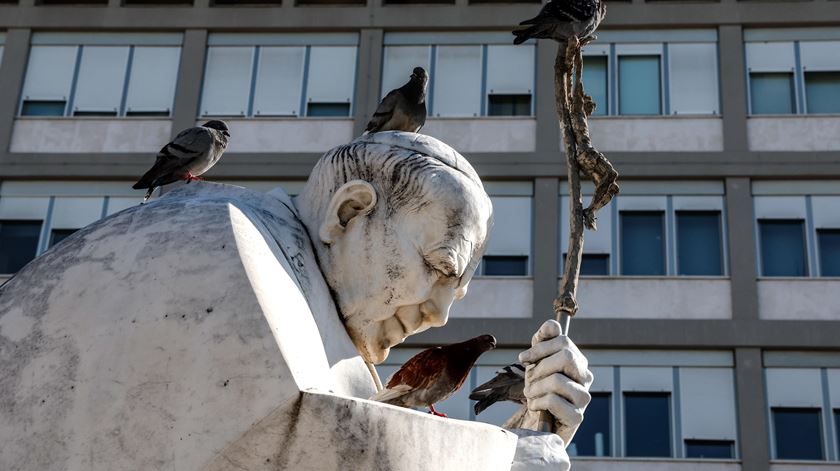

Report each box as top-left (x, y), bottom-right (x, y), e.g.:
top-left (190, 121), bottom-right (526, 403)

top-left (0, 132), bottom-right (592, 470)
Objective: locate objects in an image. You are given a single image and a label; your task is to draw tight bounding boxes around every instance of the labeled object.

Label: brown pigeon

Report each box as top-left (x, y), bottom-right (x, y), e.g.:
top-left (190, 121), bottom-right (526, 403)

top-left (370, 334), bottom-right (496, 417)
top-left (364, 67), bottom-right (428, 134)
top-left (469, 363), bottom-right (526, 415)
top-left (132, 120), bottom-right (230, 202)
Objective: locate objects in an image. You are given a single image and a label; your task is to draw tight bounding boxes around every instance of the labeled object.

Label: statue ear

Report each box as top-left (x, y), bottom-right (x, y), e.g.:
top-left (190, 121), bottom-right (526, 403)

top-left (319, 180), bottom-right (378, 244)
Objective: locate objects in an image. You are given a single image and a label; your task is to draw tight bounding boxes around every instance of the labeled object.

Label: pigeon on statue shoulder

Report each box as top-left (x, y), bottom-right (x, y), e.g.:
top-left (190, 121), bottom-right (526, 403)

top-left (364, 67), bottom-right (428, 134)
top-left (370, 334), bottom-right (496, 417)
top-left (512, 0), bottom-right (605, 45)
top-left (132, 120), bottom-right (230, 202)
top-left (469, 363), bottom-right (526, 416)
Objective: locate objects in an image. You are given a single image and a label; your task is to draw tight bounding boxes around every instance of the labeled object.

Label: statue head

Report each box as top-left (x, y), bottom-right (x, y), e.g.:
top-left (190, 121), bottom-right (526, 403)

top-left (297, 132), bottom-right (493, 364)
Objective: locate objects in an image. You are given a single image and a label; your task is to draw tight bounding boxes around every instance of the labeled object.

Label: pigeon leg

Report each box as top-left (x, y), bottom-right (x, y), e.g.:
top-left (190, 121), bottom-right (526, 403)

top-left (184, 173), bottom-right (203, 184)
top-left (428, 404), bottom-right (447, 418)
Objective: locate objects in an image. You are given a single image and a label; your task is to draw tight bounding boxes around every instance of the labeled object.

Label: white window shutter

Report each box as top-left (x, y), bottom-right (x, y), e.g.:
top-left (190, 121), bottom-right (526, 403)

top-left (381, 46), bottom-right (431, 97)
top-left (306, 46), bottom-right (357, 104)
top-left (669, 43), bottom-right (719, 115)
top-left (433, 45), bottom-right (482, 117)
top-left (486, 45), bottom-right (534, 95)
top-left (201, 46), bottom-right (254, 117)
top-left (125, 46), bottom-right (181, 115)
top-left (73, 46), bottom-right (130, 114)
top-left (22, 46), bottom-right (78, 101)
top-left (253, 46), bottom-right (305, 116)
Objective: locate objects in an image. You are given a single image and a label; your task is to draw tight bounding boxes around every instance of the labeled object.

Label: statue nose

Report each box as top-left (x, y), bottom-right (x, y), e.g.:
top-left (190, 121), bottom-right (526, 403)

top-left (421, 284), bottom-right (457, 327)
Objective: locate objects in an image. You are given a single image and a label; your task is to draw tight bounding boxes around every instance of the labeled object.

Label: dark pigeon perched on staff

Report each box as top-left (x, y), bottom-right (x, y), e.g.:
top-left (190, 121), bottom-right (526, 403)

top-left (469, 363), bottom-right (527, 415)
top-left (364, 67), bottom-right (428, 134)
top-left (370, 334), bottom-right (496, 417)
top-left (512, 0), bottom-right (606, 45)
top-left (132, 120), bottom-right (231, 202)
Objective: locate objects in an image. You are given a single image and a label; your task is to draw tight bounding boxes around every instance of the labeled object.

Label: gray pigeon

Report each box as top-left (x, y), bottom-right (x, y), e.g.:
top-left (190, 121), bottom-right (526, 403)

top-left (364, 67), bottom-right (428, 134)
top-left (469, 363), bottom-right (526, 415)
top-left (512, 0), bottom-right (605, 45)
top-left (132, 120), bottom-right (230, 202)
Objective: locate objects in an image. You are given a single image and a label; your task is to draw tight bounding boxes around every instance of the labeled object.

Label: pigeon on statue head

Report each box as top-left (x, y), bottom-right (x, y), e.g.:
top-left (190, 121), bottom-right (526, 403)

top-left (132, 120), bottom-right (230, 202)
top-left (364, 66), bottom-right (428, 134)
top-left (370, 334), bottom-right (496, 417)
top-left (512, 0), bottom-right (605, 45)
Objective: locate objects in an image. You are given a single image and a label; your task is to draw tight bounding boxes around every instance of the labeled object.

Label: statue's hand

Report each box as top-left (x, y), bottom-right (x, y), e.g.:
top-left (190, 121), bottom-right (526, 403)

top-left (519, 320), bottom-right (593, 444)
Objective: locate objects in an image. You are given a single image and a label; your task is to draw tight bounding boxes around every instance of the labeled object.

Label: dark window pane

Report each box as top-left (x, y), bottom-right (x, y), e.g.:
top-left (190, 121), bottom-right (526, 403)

top-left (73, 111), bottom-right (119, 117)
top-left (618, 55), bottom-right (661, 115)
top-left (38, 0), bottom-right (107, 3)
top-left (483, 256), bottom-right (528, 276)
top-left (685, 439), bottom-right (734, 459)
top-left (307, 102), bottom-right (351, 117)
top-left (213, 0), bottom-right (282, 4)
top-left (566, 253), bottom-right (609, 276)
top-left (805, 72), bottom-right (840, 114)
top-left (49, 229), bottom-right (77, 248)
top-left (625, 393), bottom-right (671, 457)
top-left (21, 100), bottom-right (66, 116)
top-left (677, 211), bottom-right (722, 276)
top-left (0, 220), bottom-right (42, 274)
top-left (123, 0), bottom-right (192, 3)
top-left (750, 73), bottom-right (795, 115)
top-left (582, 55), bottom-right (608, 116)
top-left (759, 220), bottom-right (808, 277)
top-left (772, 407), bottom-right (823, 460)
top-left (570, 393), bottom-right (611, 456)
top-left (487, 94), bottom-right (531, 116)
top-left (621, 211), bottom-right (665, 276)
top-left (835, 410), bottom-right (840, 456)
top-left (818, 230), bottom-right (840, 277)
top-left (125, 111), bottom-right (171, 117)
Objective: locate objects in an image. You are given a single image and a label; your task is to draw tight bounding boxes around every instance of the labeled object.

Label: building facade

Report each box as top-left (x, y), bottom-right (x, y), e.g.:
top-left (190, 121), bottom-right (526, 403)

top-left (0, 1), bottom-right (839, 470)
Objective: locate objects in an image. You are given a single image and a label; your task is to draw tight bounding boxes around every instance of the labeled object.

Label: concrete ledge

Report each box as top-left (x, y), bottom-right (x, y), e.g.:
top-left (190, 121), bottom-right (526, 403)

top-left (203, 118), bottom-right (355, 153)
top-left (770, 462), bottom-right (840, 471)
top-left (758, 279), bottom-right (840, 320)
top-left (748, 116), bottom-right (840, 151)
top-left (589, 117), bottom-right (724, 152)
top-left (573, 458), bottom-right (741, 471)
top-left (574, 277), bottom-right (732, 319)
top-left (451, 277), bottom-right (533, 318)
top-left (423, 118), bottom-right (536, 153)
top-left (10, 118), bottom-right (172, 153)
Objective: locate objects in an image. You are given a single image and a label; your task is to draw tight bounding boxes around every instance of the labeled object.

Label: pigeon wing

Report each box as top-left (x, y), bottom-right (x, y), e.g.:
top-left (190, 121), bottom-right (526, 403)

top-left (132, 127), bottom-right (213, 189)
top-left (365, 90), bottom-right (401, 133)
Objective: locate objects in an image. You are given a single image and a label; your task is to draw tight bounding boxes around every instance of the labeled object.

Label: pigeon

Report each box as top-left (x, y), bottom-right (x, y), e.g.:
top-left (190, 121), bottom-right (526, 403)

top-left (370, 334), bottom-right (496, 417)
top-left (512, 0), bottom-right (605, 45)
top-left (469, 363), bottom-right (526, 415)
top-left (132, 120), bottom-right (231, 202)
top-left (364, 67), bottom-right (428, 134)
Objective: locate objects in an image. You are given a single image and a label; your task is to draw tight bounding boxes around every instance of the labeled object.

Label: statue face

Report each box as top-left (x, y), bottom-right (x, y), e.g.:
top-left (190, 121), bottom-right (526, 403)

top-left (323, 172), bottom-right (492, 364)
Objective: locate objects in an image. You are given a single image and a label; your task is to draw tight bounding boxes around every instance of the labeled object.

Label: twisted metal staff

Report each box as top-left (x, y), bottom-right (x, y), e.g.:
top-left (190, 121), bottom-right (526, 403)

top-left (536, 38), bottom-right (620, 433)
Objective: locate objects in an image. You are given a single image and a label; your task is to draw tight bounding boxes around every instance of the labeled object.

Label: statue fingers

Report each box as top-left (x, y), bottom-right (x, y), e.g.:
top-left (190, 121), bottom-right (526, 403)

top-left (526, 349), bottom-right (593, 388)
top-left (526, 386), bottom-right (587, 431)
top-left (525, 372), bottom-right (592, 412)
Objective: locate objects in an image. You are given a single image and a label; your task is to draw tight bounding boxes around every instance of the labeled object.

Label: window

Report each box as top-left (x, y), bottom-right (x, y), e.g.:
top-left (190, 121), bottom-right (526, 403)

top-left (685, 440), bottom-right (734, 459)
top-left (618, 55), bottom-right (661, 115)
top-left (564, 253), bottom-right (609, 276)
top-left (750, 73), bottom-right (796, 115)
top-left (805, 72), bottom-right (840, 114)
top-left (759, 220), bottom-right (808, 277)
top-left (201, 43), bottom-right (355, 118)
top-left (772, 407), bottom-right (823, 460)
top-left (20, 42), bottom-right (180, 118)
top-left (676, 211), bottom-right (722, 276)
top-left (620, 211), bottom-right (665, 276)
top-left (668, 43), bottom-right (719, 115)
top-left (49, 229), bottom-right (77, 248)
top-left (569, 393), bottom-right (611, 457)
top-left (213, 0), bottom-right (282, 4)
top-left (835, 410), bottom-right (840, 456)
top-left (582, 55), bottom-right (607, 116)
top-left (625, 393), bottom-right (671, 457)
top-left (482, 256), bottom-right (528, 276)
top-left (0, 221), bottom-right (42, 274)
top-left (382, 40), bottom-right (534, 118)
top-left (818, 230), bottom-right (840, 276)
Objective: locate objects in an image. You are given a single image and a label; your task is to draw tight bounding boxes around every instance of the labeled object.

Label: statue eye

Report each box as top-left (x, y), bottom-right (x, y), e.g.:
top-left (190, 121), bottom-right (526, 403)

top-left (424, 249), bottom-right (459, 278)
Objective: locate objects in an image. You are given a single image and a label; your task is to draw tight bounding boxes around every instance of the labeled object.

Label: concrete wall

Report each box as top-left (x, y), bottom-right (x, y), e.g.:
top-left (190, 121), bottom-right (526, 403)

top-left (575, 278), bottom-right (732, 319)
top-left (10, 119), bottom-right (171, 153)
top-left (450, 277), bottom-right (532, 319)
top-left (589, 117), bottom-right (724, 152)
top-left (422, 118), bottom-right (536, 153)
top-left (770, 464), bottom-right (840, 471)
top-left (573, 459), bottom-right (741, 471)
top-left (758, 280), bottom-right (840, 320)
top-left (748, 117), bottom-right (840, 151)
top-left (208, 118), bottom-right (355, 153)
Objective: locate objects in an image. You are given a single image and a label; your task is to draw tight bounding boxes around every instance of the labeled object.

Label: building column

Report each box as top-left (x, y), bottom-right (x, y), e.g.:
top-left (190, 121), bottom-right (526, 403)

top-left (353, 29), bottom-right (384, 137)
top-left (0, 29), bottom-right (31, 156)
top-left (725, 177), bottom-right (759, 321)
top-left (170, 29), bottom-right (208, 138)
top-left (719, 25), bottom-right (749, 153)
top-left (532, 177), bottom-right (560, 322)
top-left (735, 348), bottom-right (770, 471)
top-left (534, 39), bottom-right (560, 159)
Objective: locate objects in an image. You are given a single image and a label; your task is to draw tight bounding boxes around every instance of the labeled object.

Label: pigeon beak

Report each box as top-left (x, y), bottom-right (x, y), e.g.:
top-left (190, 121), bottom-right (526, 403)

top-left (223, 131), bottom-right (231, 137)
